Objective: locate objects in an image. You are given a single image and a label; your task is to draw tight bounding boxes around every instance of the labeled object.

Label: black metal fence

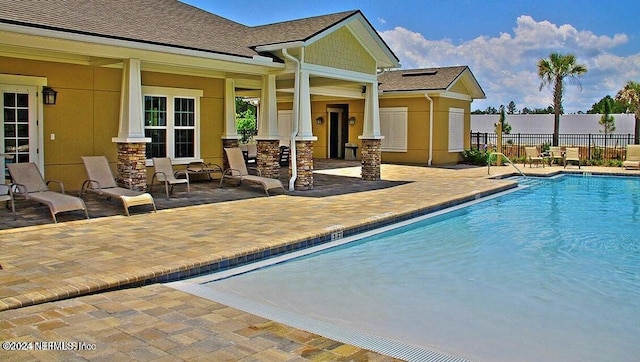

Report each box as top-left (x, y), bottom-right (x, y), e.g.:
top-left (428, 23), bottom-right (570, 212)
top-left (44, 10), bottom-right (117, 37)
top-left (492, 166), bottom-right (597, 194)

top-left (470, 132), bottom-right (635, 161)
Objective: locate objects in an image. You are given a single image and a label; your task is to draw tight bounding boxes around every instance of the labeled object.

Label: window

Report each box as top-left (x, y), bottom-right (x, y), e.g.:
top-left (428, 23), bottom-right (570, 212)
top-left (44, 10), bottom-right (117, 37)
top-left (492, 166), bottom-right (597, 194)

top-left (380, 107), bottom-right (408, 152)
top-left (448, 107), bottom-right (465, 152)
top-left (143, 86), bottom-right (202, 162)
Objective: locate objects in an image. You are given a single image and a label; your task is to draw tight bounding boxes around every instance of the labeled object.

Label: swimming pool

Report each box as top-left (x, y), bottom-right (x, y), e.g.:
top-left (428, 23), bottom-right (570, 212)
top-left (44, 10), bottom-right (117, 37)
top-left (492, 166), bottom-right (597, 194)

top-left (170, 175), bottom-right (640, 361)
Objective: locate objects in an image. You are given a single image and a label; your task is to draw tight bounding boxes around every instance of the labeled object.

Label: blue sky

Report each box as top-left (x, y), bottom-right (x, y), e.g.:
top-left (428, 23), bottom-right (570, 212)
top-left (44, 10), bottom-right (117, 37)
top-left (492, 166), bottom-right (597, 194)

top-left (183, 0), bottom-right (640, 113)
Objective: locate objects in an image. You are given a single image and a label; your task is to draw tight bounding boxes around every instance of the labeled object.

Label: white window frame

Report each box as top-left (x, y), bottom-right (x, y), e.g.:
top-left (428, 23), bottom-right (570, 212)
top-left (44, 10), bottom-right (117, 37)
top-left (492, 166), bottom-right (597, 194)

top-left (448, 107), bottom-right (465, 152)
top-left (380, 107), bottom-right (408, 152)
top-left (142, 86), bottom-right (202, 166)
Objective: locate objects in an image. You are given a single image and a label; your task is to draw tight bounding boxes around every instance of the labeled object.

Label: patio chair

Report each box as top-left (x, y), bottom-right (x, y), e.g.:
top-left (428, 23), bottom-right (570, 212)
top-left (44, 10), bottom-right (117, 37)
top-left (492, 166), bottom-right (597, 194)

top-left (150, 157), bottom-right (189, 199)
top-left (7, 162), bottom-right (89, 223)
top-left (0, 183), bottom-right (16, 220)
top-left (220, 147), bottom-right (285, 196)
top-left (80, 156), bottom-right (156, 216)
top-left (239, 143), bottom-right (257, 164)
top-left (564, 147), bottom-right (581, 169)
top-left (622, 145), bottom-right (640, 169)
top-left (548, 146), bottom-right (564, 166)
top-left (524, 146), bottom-right (545, 168)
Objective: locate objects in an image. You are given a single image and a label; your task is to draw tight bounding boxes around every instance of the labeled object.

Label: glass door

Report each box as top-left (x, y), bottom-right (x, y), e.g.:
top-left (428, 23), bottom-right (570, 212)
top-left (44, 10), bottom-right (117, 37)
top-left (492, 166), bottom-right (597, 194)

top-left (2, 86), bottom-right (38, 181)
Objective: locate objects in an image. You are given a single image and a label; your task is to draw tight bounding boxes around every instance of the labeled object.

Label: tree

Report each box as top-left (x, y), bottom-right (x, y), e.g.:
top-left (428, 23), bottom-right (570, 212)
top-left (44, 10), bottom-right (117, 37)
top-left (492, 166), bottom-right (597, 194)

top-left (507, 101), bottom-right (517, 114)
top-left (599, 96), bottom-right (616, 136)
top-left (588, 95), bottom-right (627, 114)
top-left (537, 52), bottom-right (588, 146)
top-left (495, 105), bottom-right (512, 134)
top-left (615, 81), bottom-right (640, 144)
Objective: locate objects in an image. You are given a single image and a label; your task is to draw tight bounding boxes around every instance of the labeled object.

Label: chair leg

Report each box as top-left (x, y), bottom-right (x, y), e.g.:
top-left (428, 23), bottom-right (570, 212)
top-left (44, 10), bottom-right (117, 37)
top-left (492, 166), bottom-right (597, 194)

top-left (164, 181), bottom-right (170, 200)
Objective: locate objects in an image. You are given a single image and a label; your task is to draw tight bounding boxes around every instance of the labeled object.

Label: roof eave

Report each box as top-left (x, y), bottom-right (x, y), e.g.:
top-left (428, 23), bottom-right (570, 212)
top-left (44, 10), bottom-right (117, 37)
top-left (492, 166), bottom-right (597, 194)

top-left (0, 21), bottom-right (283, 68)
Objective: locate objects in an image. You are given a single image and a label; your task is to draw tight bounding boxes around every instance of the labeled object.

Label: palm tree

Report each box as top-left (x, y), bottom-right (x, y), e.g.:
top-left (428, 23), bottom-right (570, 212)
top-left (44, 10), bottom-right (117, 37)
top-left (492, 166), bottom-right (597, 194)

top-left (537, 52), bottom-right (588, 146)
top-left (615, 80), bottom-right (640, 144)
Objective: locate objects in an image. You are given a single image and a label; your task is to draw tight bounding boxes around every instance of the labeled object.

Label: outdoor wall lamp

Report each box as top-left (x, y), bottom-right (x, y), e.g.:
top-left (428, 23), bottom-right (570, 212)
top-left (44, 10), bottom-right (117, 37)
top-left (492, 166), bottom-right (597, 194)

top-left (348, 116), bottom-right (356, 125)
top-left (42, 87), bottom-right (58, 105)
top-left (316, 116), bottom-right (324, 125)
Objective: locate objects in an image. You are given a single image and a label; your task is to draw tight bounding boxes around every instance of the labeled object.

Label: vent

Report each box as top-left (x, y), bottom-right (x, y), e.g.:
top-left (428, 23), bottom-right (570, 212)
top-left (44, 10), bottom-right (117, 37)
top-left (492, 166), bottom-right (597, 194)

top-left (402, 70), bottom-right (437, 77)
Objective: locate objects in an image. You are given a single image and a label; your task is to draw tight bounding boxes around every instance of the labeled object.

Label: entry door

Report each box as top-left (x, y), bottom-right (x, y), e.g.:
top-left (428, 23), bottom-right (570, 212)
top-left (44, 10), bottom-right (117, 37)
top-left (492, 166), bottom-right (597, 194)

top-left (328, 108), bottom-right (347, 159)
top-left (1, 86), bottom-right (39, 180)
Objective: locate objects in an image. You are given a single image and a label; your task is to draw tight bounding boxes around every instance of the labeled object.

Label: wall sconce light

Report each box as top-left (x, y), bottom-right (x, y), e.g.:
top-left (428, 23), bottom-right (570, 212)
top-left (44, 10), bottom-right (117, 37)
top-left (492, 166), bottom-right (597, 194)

top-left (348, 116), bottom-right (356, 125)
top-left (42, 87), bottom-right (58, 105)
top-left (316, 116), bottom-right (324, 125)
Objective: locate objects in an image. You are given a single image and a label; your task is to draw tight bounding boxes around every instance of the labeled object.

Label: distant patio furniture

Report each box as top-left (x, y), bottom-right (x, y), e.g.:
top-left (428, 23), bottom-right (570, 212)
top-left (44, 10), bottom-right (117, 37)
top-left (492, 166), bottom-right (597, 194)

top-left (279, 145), bottom-right (290, 167)
top-left (220, 147), bottom-right (285, 196)
top-left (564, 148), bottom-right (581, 169)
top-left (622, 145), bottom-right (640, 169)
top-left (186, 161), bottom-right (222, 181)
top-left (548, 146), bottom-right (564, 166)
top-left (80, 156), bottom-right (156, 216)
top-left (524, 147), bottom-right (545, 168)
top-left (239, 143), bottom-right (257, 164)
top-left (0, 183), bottom-right (16, 220)
top-left (8, 162), bottom-right (89, 223)
top-left (150, 158), bottom-right (189, 199)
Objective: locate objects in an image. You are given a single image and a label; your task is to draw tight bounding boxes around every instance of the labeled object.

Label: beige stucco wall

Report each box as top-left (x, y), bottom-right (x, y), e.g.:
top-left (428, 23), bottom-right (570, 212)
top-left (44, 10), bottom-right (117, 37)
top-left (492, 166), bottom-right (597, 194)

top-left (280, 94), bottom-right (472, 165)
top-left (0, 56), bottom-right (225, 189)
top-left (305, 27), bottom-right (376, 74)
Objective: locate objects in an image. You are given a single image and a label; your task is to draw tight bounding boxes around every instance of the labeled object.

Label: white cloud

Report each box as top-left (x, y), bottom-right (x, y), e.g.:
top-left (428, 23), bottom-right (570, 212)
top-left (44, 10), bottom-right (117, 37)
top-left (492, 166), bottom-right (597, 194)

top-left (377, 17), bottom-right (386, 25)
top-left (379, 16), bottom-right (638, 113)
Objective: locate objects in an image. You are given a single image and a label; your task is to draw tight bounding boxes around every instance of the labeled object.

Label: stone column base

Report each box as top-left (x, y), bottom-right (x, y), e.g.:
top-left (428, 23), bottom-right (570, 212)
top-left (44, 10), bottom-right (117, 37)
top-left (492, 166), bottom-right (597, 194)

top-left (222, 138), bottom-right (239, 170)
top-left (360, 139), bottom-right (381, 181)
top-left (295, 141), bottom-right (314, 190)
top-left (116, 143), bottom-right (147, 191)
top-left (257, 140), bottom-right (280, 179)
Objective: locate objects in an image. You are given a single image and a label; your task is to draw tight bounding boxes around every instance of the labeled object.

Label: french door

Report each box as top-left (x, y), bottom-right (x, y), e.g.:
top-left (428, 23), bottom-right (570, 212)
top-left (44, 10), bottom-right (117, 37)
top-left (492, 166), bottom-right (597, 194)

top-left (1, 85), bottom-right (39, 181)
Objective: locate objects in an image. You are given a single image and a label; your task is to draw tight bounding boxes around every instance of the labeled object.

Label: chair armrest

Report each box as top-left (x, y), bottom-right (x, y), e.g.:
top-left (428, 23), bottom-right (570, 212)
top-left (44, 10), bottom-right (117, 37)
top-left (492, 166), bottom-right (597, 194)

top-left (174, 170), bottom-right (189, 181)
top-left (45, 179), bottom-right (66, 194)
top-left (12, 183), bottom-right (29, 199)
top-left (247, 167), bottom-right (262, 176)
top-left (81, 179), bottom-right (102, 191)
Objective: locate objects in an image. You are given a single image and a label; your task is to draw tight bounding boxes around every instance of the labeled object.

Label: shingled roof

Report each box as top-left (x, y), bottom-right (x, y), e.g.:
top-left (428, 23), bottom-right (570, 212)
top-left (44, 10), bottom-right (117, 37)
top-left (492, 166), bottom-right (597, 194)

top-left (378, 66), bottom-right (485, 99)
top-left (0, 0), bottom-right (387, 62)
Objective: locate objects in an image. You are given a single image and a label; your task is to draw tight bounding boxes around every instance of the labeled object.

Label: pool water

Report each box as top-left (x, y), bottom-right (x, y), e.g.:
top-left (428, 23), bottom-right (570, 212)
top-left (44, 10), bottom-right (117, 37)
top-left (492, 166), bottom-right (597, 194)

top-left (172, 175), bottom-right (640, 361)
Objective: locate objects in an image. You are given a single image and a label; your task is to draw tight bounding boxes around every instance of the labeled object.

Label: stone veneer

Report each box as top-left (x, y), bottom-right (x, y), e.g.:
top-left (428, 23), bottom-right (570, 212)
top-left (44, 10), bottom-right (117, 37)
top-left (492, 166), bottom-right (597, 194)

top-left (295, 141), bottom-right (314, 190)
top-left (116, 143), bottom-right (147, 191)
top-left (360, 139), bottom-right (381, 181)
top-left (256, 140), bottom-right (280, 179)
top-left (222, 138), bottom-right (239, 170)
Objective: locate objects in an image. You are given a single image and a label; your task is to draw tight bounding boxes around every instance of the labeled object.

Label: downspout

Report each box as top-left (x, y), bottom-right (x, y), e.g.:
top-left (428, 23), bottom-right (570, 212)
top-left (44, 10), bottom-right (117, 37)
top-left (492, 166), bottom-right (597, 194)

top-left (282, 48), bottom-right (300, 191)
top-left (425, 93), bottom-right (434, 166)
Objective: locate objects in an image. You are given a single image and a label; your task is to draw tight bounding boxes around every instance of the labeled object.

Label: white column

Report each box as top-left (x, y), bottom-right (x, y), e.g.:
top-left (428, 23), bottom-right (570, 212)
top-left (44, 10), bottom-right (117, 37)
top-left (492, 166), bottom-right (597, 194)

top-left (112, 58), bottom-right (149, 142)
top-left (360, 81), bottom-right (384, 140)
top-left (222, 78), bottom-right (239, 140)
top-left (256, 74), bottom-right (280, 140)
top-left (295, 69), bottom-right (316, 141)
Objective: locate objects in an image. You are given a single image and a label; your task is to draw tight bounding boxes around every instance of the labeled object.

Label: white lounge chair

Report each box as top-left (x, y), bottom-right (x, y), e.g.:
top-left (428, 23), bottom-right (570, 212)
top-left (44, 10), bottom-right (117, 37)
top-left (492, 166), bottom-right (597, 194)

top-left (220, 147), bottom-right (285, 196)
top-left (80, 156), bottom-right (156, 216)
top-left (8, 162), bottom-right (89, 223)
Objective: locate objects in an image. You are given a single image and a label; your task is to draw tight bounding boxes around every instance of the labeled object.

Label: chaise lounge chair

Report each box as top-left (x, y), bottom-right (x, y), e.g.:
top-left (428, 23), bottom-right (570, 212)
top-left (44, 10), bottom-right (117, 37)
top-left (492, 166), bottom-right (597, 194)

top-left (7, 162), bottom-right (89, 223)
top-left (0, 183), bottom-right (16, 220)
top-left (548, 146), bottom-right (564, 166)
top-left (623, 144), bottom-right (640, 169)
top-left (150, 157), bottom-right (189, 199)
top-left (524, 146), bottom-right (545, 168)
top-left (220, 147), bottom-right (285, 196)
top-left (564, 147), bottom-right (581, 169)
top-left (80, 156), bottom-right (156, 216)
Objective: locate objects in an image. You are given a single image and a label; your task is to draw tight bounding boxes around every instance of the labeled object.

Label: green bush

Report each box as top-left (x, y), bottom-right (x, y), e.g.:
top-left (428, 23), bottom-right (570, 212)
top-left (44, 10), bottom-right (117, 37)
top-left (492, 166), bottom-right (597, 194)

top-left (461, 149), bottom-right (489, 165)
